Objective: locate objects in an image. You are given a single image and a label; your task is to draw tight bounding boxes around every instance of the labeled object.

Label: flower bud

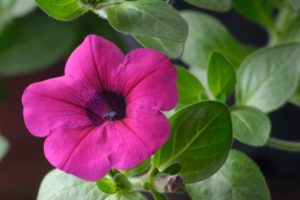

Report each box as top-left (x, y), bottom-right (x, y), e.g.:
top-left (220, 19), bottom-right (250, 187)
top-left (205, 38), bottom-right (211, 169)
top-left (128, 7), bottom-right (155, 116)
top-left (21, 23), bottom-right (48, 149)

top-left (152, 174), bottom-right (184, 193)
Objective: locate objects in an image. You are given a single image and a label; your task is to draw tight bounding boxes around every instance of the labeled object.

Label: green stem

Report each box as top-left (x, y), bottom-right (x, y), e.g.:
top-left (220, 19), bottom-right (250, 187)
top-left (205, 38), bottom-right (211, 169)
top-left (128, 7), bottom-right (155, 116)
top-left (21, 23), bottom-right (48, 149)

top-left (268, 0), bottom-right (293, 46)
top-left (151, 190), bottom-right (168, 200)
top-left (267, 137), bottom-right (300, 152)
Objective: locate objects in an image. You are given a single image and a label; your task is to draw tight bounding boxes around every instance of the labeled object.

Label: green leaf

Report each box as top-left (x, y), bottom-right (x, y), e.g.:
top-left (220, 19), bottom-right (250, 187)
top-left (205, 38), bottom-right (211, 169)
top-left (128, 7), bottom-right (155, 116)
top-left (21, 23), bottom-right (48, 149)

top-left (106, 193), bottom-right (146, 200)
top-left (231, 106), bottom-right (271, 146)
top-left (0, 0), bottom-right (36, 18)
top-left (280, 15), bottom-right (300, 44)
top-left (236, 44), bottom-right (300, 113)
top-left (154, 101), bottom-right (232, 183)
top-left (162, 162), bottom-right (182, 175)
top-left (0, 13), bottom-right (79, 76)
top-left (176, 67), bottom-right (207, 109)
top-left (184, 0), bottom-right (231, 12)
top-left (125, 159), bottom-right (151, 177)
top-left (181, 11), bottom-right (249, 69)
top-left (97, 178), bottom-right (117, 194)
top-left (186, 150), bottom-right (270, 200)
top-left (207, 51), bottom-right (236, 101)
top-left (0, 134), bottom-right (9, 161)
top-left (134, 35), bottom-right (184, 59)
top-left (0, 0), bottom-right (36, 33)
top-left (106, 0), bottom-right (188, 42)
top-left (232, 0), bottom-right (274, 29)
top-left (290, 0), bottom-right (300, 9)
top-left (37, 169), bottom-right (109, 200)
top-left (35, 0), bottom-right (87, 21)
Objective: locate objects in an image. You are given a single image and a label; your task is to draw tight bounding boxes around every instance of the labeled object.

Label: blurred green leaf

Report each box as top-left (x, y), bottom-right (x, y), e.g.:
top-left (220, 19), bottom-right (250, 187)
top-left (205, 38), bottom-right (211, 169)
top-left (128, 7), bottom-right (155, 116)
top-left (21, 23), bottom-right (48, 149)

top-left (106, 0), bottom-right (187, 56)
top-left (231, 106), bottom-right (271, 146)
top-left (154, 101), bottom-right (232, 183)
top-left (181, 11), bottom-right (249, 69)
top-left (35, 0), bottom-right (87, 21)
top-left (236, 44), bottom-right (300, 112)
top-left (134, 35), bottom-right (184, 59)
top-left (0, 0), bottom-right (36, 32)
top-left (106, 193), bottom-right (146, 200)
top-left (0, 0), bottom-right (35, 17)
top-left (280, 14), bottom-right (300, 44)
top-left (291, 0), bottom-right (300, 9)
top-left (186, 150), bottom-right (270, 200)
top-left (232, 0), bottom-right (274, 29)
top-left (0, 134), bottom-right (9, 161)
top-left (38, 169), bottom-right (109, 200)
top-left (176, 67), bottom-right (207, 109)
top-left (184, 0), bottom-right (231, 12)
top-left (207, 51), bottom-right (236, 101)
top-left (0, 12), bottom-right (79, 76)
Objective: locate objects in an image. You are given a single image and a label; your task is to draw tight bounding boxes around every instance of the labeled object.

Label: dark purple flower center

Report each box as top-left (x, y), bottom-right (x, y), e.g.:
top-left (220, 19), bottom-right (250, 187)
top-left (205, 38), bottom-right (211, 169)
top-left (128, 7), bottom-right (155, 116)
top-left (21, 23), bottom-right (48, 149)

top-left (85, 90), bottom-right (126, 125)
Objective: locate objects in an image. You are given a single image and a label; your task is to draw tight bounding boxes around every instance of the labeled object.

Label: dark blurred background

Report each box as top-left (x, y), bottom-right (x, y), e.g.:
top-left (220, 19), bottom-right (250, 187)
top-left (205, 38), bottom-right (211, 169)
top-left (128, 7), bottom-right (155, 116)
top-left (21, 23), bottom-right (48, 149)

top-left (0, 1), bottom-right (300, 200)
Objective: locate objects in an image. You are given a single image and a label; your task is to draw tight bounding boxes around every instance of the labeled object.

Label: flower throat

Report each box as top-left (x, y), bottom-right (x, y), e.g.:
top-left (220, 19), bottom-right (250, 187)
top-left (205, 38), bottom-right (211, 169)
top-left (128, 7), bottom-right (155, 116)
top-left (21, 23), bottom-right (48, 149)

top-left (85, 90), bottom-right (126, 125)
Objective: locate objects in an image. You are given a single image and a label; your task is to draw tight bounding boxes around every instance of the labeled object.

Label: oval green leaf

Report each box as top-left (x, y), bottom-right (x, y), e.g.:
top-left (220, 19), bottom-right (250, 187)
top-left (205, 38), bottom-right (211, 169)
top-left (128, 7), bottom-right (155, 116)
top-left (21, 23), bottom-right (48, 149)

top-left (207, 51), bottom-right (236, 101)
top-left (154, 101), bottom-right (232, 183)
top-left (231, 106), bottom-right (271, 146)
top-left (106, 0), bottom-right (188, 42)
top-left (37, 169), bottom-right (109, 200)
top-left (97, 178), bottom-right (117, 194)
top-left (177, 67), bottom-right (207, 109)
top-left (236, 44), bottom-right (300, 113)
top-left (134, 34), bottom-right (184, 59)
top-left (0, 13), bottom-right (79, 76)
top-left (184, 0), bottom-right (231, 12)
top-left (35, 0), bottom-right (87, 21)
top-left (181, 11), bottom-right (250, 69)
top-left (186, 150), bottom-right (270, 200)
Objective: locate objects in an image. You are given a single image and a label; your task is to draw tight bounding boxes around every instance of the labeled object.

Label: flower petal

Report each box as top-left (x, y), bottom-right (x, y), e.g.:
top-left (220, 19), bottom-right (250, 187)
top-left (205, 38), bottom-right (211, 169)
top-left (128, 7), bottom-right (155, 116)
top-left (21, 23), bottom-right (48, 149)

top-left (108, 104), bottom-right (170, 170)
top-left (44, 127), bottom-right (111, 181)
top-left (22, 77), bottom-right (93, 137)
top-left (120, 49), bottom-right (178, 111)
top-left (65, 34), bottom-right (125, 91)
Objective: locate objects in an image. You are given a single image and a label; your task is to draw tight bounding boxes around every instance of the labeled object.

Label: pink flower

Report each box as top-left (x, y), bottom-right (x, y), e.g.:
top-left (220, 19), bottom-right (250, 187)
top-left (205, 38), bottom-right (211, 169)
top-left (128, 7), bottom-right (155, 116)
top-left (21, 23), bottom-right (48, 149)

top-left (22, 35), bottom-right (178, 181)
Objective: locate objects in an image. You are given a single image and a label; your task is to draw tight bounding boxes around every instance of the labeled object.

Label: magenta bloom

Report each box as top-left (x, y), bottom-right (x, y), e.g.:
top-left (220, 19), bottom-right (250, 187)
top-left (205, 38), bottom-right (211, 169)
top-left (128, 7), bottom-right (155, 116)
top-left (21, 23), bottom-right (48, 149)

top-left (22, 35), bottom-right (178, 181)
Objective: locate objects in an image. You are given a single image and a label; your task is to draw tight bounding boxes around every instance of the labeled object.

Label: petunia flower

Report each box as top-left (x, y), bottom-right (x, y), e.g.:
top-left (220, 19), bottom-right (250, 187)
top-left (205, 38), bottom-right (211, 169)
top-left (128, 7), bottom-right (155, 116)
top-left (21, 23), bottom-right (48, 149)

top-left (22, 35), bottom-right (178, 181)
